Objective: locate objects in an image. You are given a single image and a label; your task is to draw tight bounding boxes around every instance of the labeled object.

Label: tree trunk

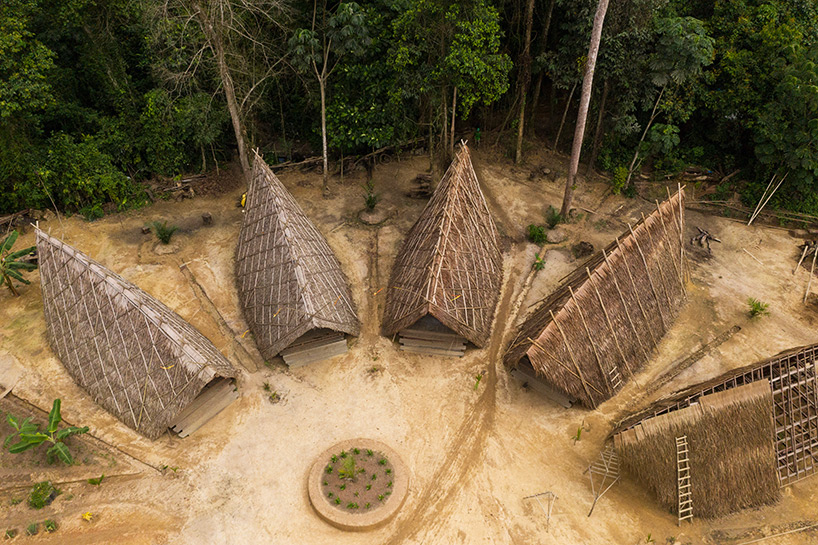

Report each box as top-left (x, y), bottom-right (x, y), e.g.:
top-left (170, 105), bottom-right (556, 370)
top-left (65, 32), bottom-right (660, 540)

top-left (450, 86), bottom-right (457, 157)
top-left (560, 0), bottom-right (610, 218)
top-left (625, 85), bottom-right (665, 187)
top-left (515, 0), bottom-right (536, 164)
top-left (553, 82), bottom-right (577, 151)
top-left (442, 90), bottom-right (448, 161)
top-left (528, 0), bottom-right (556, 126)
top-left (319, 75), bottom-right (329, 196)
top-left (585, 78), bottom-right (609, 175)
top-left (198, 6), bottom-right (250, 177)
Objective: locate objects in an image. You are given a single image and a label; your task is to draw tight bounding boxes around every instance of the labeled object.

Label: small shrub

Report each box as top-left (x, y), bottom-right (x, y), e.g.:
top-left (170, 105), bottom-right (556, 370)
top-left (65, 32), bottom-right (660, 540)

top-left (152, 221), bottom-right (178, 244)
top-left (363, 180), bottom-right (379, 210)
top-left (0, 230), bottom-right (37, 296)
top-left (378, 494), bottom-right (385, 501)
top-left (334, 497), bottom-right (341, 505)
top-left (611, 165), bottom-right (628, 195)
top-left (339, 484), bottom-right (346, 491)
top-left (366, 484), bottom-right (372, 491)
top-left (328, 492), bottom-right (333, 498)
top-left (747, 297), bottom-right (770, 318)
top-left (338, 456), bottom-right (357, 480)
top-left (371, 474), bottom-right (377, 480)
top-left (527, 224), bottom-right (547, 244)
top-left (366, 449), bottom-right (373, 456)
top-left (330, 455), bottom-right (337, 463)
top-left (387, 481), bottom-right (392, 488)
top-left (533, 254), bottom-right (545, 271)
top-left (352, 448), bottom-right (360, 455)
top-left (43, 520), bottom-right (57, 533)
top-left (385, 468), bottom-right (392, 475)
top-left (4, 529), bottom-right (18, 539)
top-left (325, 465), bottom-right (333, 474)
top-left (88, 474), bottom-right (104, 486)
top-left (9, 498), bottom-right (22, 506)
top-left (365, 502), bottom-right (371, 509)
top-left (25, 523), bottom-right (37, 536)
top-left (378, 458), bottom-right (387, 466)
top-left (545, 205), bottom-right (563, 229)
top-left (28, 482), bottom-right (57, 510)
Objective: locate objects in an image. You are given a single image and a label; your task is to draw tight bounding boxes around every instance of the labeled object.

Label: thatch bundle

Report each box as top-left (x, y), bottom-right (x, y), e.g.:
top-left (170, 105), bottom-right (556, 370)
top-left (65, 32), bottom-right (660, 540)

top-left (382, 143), bottom-right (502, 347)
top-left (504, 189), bottom-right (686, 407)
top-left (235, 153), bottom-right (360, 361)
top-left (36, 230), bottom-right (237, 439)
top-left (615, 381), bottom-right (779, 518)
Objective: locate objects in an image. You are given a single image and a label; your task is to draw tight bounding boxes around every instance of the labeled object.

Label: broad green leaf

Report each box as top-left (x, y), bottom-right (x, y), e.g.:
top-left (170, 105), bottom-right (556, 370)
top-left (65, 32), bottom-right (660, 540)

top-left (0, 231), bottom-right (18, 254)
top-left (5, 269), bottom-right (30, 283)
top-left (48, 442), bottom-right (73, 465)
top-left (7, 262), bottom-right (36, 271)
top-left (19, 432), bottom-right (49, 446)
top-left (88, 474), bottom-right (104, 485)
top-left (6, 246), bottom-right (35, 260)
top-left (48, 399), bottom-right (62, 433)
top-left (55, 426), bottom-right (89, 440)
top-left (6, 413), bottom-right (19, 430)
top-left (8, 440), bottom-right (38, 454)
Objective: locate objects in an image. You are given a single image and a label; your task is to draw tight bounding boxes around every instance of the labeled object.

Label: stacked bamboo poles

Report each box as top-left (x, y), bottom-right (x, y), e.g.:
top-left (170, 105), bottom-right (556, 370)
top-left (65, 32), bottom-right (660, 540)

top-left (382, 143), bottom-right (503, 347)
top-left (504, 189), bottom-right (687, 408)
top-left (37, 229), bottom-right (237, 439)
top-left (235, 152), bottom-right (360, 361)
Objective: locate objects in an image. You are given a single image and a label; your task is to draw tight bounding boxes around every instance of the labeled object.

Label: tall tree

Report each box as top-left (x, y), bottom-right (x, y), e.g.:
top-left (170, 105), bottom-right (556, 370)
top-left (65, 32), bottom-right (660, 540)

top-left (150, 0), bottom-right (289, 177)
top-left (560, 0), bottom-right (609, 217)
top-left (514, 0), bottom-right (536, 164)
top-left (290, 1), bottom-right (370, 196)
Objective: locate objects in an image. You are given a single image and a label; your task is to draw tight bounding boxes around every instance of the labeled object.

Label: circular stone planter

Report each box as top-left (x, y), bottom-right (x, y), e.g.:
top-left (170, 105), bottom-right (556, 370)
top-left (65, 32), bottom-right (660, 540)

top-left (308, 439), bottom-right (409, 531)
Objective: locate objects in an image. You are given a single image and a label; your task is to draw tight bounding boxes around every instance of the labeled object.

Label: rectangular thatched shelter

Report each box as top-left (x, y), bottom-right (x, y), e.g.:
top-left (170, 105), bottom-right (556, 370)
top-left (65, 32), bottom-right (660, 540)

top-left (504, 189), bottom-right (686, 407)
top-left (235, 152), bottom-right (360, 366)
top-left (382, 143), bottom-right (503, 354)
top-left (37, 230), bottom-right (238, 440)
top-left (614, 345), bottom-right (818, 490)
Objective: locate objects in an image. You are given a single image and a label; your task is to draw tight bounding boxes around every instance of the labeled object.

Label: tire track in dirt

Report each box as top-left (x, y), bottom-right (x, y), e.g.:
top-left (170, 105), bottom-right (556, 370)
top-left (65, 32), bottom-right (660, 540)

top-left (382, 258), bottom-right (524, 544)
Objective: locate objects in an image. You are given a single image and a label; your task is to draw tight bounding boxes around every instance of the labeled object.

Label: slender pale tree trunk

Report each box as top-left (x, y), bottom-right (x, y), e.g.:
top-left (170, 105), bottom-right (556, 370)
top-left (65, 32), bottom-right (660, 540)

top-left (515, 0), bottom-right (535, 164)
top-left (449, 86), bottom-right (457, 157)
top-left (585, 78), bottom-right (609, 175)
top-left (319, 74), bottom-right (329, 196)
top-left (197, 4), bottom-right (250, 176)
top-left (553, 81), bottom-right (577, 151)
top-left (625, 85), bottom-right (666, 187)
top-left (560, 0), bottom-right (610, 218)
top-left (528, 0), bottom-right (556, 125)
top-left (442, 90), bottom-right (448, 161)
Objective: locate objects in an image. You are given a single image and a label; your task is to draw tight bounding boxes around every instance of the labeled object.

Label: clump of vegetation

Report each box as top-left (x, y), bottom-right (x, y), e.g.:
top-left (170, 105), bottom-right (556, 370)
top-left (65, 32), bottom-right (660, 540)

top-left (545, 205), bottom-right (563, 229)
top-left (747, 297), bottom-right (770, 318)
top-left (611, 165), bottom-right (629, 195)
top-left (25, 523), bottom-right (38, 536)
top-left (151, 221), bottom-right (178, 244)
top-left (532, 253), bottom-right (545, 271)
top-left (4, 529), bottom-right (18, 539)
top-left (363, 180), bottom-right (379, 210)
top-left (27, 482), bottom-right (58, 510)
top-left (4, 399), bottom-right (89, 465)
top-left (338, 455), bottom-right (357, 480)
top-left (527, 224), bottom-right (547, 244)
top-left (0, 231), bottom-right (37, 296)
top-left (43, 520), bottom-right (57, 533)
top-left (88, 474), bottom-right (104, 486)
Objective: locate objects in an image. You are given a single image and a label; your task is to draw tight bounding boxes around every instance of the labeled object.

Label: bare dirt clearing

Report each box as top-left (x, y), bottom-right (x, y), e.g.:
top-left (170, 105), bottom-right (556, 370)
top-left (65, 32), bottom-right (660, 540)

top-left (1, 147), bottom-right (817, 544)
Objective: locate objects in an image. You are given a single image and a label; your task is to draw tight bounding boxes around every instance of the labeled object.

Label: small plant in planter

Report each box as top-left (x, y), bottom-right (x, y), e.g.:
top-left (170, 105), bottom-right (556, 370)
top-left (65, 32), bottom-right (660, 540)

top-left (28, 482), bottom-right (58, 509)
top-left (25, 523), bottom-right (37, 536)
top-left (43, 520), bottom-right (57, 533)
top-left (152, 221), bottom-right (178, 244)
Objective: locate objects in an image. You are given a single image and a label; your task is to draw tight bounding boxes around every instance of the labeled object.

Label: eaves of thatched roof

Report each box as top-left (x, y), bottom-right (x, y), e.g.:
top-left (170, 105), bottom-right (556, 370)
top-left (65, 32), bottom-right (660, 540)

top-left (382, 143), bottom-right (503, 347)
top-left (36, 229), bottom-right (237, 440)
top-left (235, 153), bottom-right (360, 360)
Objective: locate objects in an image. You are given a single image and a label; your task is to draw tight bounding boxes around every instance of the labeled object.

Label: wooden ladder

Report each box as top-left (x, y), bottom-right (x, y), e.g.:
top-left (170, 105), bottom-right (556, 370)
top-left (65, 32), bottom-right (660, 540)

top-left (676, 435), bottom-right (693, 525)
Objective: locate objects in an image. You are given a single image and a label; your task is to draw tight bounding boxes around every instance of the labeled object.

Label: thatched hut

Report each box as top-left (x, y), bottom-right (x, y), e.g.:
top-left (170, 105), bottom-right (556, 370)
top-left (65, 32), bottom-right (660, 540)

top-left (382, 143), bottom-right (502, 355)
top-left (612, 342), bottom-right (818, 518)
top-left (36, 230), bottom-right (238, 440)
top-left (235, 153), bottom-right (360, 366)
top-left (504, 189), bottom-right (686, 407)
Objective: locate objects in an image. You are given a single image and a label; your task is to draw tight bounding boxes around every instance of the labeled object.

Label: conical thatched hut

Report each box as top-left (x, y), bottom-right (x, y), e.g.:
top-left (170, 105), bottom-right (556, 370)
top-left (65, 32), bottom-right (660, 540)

top-left (235, 153), bottom-right (360, 366)
top-left (36, 230), bottom-right (238, 440)
top-left (611, 342), bottom-right (818, 518)
top-left (382, 143), bottom-right (502, 355)
top-left (504, 189), bottom-right (686, 408)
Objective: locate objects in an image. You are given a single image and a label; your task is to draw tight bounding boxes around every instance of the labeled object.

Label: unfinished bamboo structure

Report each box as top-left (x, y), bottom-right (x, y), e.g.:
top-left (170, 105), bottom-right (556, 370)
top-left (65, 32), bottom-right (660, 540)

top-left (504, 189), bottom-right (687, 408)
top-left (36, 230), bottom-right (238, 440)
top-left (616, 343), bottom-right (818, 485)
top-left (615, 381), bottom-right (779, 518)
top-left (235, 152), bottom-right (360, 366)
top-left (382, 143), bottom-right (503, 353)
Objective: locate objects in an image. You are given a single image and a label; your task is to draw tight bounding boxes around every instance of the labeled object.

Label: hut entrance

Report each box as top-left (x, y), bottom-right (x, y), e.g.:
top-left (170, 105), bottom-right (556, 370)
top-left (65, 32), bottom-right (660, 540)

top-left (398, 315), bottom-right (467, 357)
top-left (509, 357), bottom-right (575, 408)
top-left (170, 378), bottom-right (238, 438)
top-left (279, 328), bottom-right (348, 367)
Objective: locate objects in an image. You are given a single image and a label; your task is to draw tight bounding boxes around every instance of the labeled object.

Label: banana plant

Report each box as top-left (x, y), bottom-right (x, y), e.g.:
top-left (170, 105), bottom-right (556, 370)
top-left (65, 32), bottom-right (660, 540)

top-left (4, 399), bottom-right (89, 465)
top-left (1, 230), bottom-right (37, 296)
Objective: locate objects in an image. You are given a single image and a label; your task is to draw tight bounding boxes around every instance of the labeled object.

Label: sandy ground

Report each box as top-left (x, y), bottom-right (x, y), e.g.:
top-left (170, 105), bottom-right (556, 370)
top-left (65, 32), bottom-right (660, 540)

top-left (1, 146), bottom-right (818, 544)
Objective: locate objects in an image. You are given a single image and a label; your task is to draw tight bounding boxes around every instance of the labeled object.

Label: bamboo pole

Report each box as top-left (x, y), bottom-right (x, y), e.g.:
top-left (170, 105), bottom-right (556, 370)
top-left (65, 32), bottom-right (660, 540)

top-left (586, 267), bottom-right (631, 379)
top-left (628, 224), bottom-right (668, 331)
top-left (804, 248), bottom-right (817, 303)
top-left (616, 238), bottom-right (659, 349)
top-left (603, 249), bottom-right (650, 363)
top-left (549, 310), bottom-right (597, 405)
top-left (569, 286), bottom-right (612, 394)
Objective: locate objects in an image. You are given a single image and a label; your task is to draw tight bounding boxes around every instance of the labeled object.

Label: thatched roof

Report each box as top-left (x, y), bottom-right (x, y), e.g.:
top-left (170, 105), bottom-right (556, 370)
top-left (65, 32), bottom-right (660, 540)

top-left (36, 230), bottom-right (237, 440)
top-left (235, 153), bottom-right (359, 361)
top-left (504, 189), bottom-right (686, 408)
top-left (382, 143), bottom-right (502, 347)
top-left (615, 381), bottom-right (779, 518)
top-left (612, 342), bottom-right (818, 508)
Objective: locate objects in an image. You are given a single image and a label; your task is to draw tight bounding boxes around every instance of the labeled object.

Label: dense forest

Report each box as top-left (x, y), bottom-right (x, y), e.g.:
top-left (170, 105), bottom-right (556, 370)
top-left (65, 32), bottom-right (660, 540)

top-left (2, 0), bottom-right (817, 217)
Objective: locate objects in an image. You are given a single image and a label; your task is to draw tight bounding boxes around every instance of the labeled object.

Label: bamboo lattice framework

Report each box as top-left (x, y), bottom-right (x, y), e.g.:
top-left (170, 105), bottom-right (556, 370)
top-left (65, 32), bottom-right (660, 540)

top-left (235, 152), bottom-right (360, 361)
top-left (614, 343), bottom-right (818, 488)
top-left (36, 229), bottom-right (237, 440)
top-left (382, 143), bottom-right (503, 347)
top-left (504, 188), bottom-right (687, 408)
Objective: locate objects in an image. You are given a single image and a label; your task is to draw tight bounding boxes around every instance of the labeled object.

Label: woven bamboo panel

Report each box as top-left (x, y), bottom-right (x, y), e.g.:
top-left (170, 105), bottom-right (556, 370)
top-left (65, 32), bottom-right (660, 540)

top-left (505, 188), bottom-right (687, 408)
top-left (235, 153), bottom-right (359, 361)
top-left (36, 230), bottom-right (237, 440)
top-left (382, 144), bottom-right (503, 347)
